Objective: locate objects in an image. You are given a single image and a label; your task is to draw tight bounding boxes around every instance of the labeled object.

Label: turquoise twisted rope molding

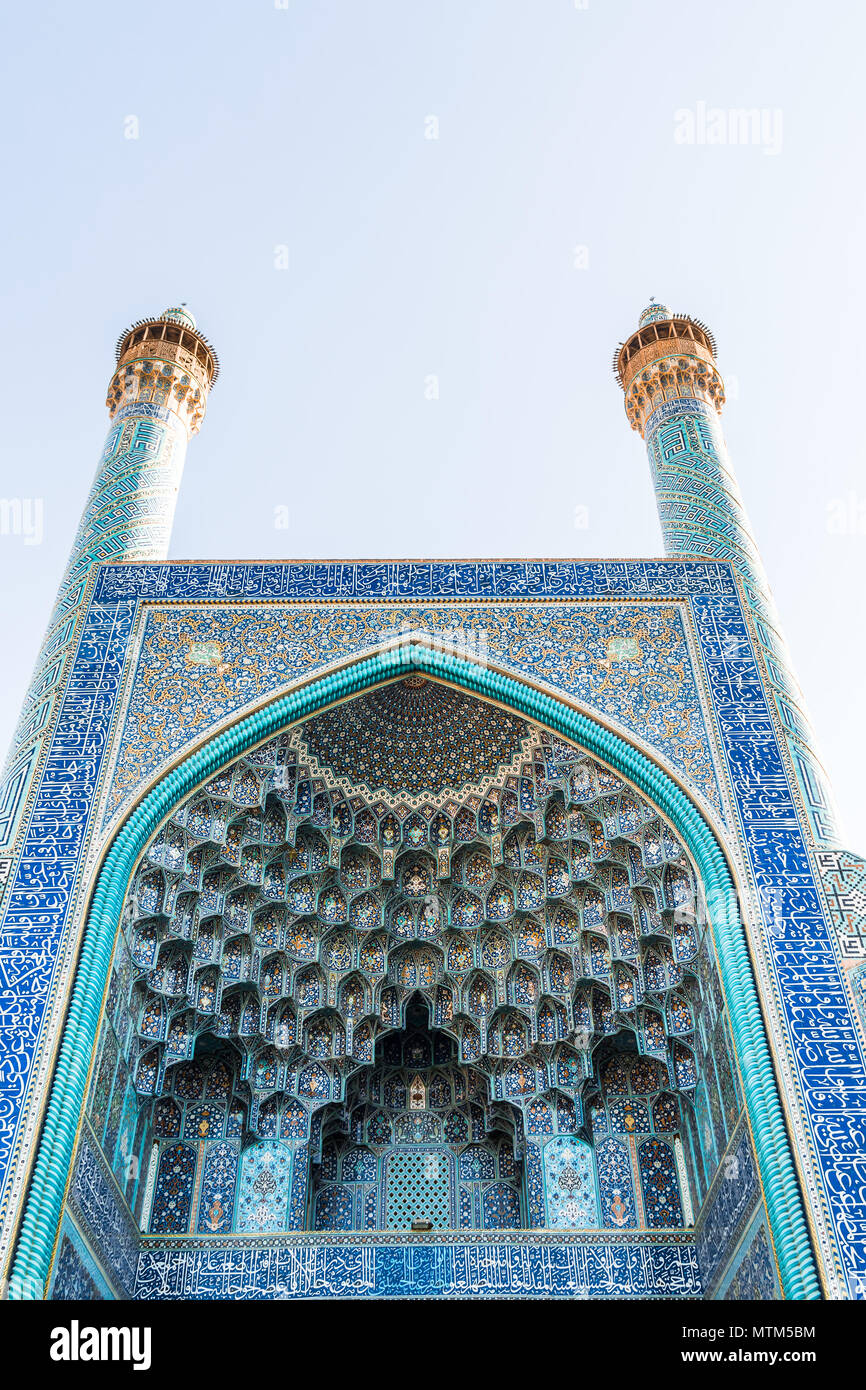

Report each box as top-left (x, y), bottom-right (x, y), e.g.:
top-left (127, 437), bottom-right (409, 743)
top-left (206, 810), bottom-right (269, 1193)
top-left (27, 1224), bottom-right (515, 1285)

top-left (8, 643), bottom-right (821, 1300)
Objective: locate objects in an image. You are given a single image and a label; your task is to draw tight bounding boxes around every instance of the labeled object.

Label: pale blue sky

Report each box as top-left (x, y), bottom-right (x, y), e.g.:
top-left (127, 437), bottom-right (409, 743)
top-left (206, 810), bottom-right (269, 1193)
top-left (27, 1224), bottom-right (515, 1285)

top-left (1, 0), bottom-right (864, 851)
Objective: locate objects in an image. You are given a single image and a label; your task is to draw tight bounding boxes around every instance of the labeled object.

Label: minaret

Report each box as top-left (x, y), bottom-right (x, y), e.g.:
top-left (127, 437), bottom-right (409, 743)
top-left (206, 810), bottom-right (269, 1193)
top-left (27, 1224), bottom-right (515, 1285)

top-left (0, 305), bottom-right (218, 869)
top-left (614, 301), bottom-right (841, 850)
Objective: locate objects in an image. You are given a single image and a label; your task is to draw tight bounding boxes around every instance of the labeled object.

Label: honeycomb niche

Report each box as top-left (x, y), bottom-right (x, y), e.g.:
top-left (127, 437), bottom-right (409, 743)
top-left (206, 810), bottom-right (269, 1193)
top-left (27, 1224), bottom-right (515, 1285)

top-left (87, 679), bottom-right (742, 1239)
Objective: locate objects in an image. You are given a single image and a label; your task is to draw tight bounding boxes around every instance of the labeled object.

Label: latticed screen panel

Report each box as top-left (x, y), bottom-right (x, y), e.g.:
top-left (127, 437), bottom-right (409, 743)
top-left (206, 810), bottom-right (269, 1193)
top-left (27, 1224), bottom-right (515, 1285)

top-left (385, 1149), bottom-right (453, 1229)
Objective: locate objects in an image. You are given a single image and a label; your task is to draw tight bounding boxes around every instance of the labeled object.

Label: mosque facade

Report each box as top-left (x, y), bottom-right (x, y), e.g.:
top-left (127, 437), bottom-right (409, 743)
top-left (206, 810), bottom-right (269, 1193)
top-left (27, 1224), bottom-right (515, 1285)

top-left (0, 303), bottom-right (864, 1301)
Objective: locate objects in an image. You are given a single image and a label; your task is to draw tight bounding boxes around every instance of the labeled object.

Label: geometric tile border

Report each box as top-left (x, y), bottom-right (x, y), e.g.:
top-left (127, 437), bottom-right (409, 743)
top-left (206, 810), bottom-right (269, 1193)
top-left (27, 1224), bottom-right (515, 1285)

top-left (695, 1114), bottom-right (761, 1297)
top-left (718, 1208), bottom-right (781, 1301)
top-left (48, 1215), bottom-right (115, 1302)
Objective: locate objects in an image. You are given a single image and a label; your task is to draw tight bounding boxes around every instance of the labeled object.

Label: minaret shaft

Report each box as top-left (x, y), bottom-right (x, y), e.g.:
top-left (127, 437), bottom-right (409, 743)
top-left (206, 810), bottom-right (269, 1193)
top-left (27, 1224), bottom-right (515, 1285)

top-left (616, 304), bottom-right (841, 849)
top-left (0, 307), bottom-right (217, 865)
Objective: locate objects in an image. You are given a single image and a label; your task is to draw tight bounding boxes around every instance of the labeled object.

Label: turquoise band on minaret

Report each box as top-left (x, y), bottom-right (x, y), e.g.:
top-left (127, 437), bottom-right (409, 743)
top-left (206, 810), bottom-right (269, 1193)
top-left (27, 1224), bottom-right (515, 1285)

top-left (0, 307), bottom-right (218, 863)
top-left (615, 304), bottom-right (841, 849)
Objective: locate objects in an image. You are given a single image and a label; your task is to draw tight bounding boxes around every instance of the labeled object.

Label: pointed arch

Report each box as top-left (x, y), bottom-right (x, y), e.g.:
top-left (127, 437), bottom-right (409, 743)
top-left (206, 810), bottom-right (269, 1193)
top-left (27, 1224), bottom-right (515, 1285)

top-left (9, 641), bottom-right (819, 1300)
